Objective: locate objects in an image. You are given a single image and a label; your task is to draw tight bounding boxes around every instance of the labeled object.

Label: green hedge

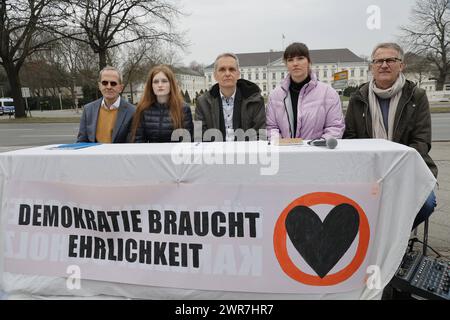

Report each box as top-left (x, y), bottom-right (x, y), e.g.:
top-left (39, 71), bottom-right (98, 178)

top-left (25, 97), bottom-right (77, 110)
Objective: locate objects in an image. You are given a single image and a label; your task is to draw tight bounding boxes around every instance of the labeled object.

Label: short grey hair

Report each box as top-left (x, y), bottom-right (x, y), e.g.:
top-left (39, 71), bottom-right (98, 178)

top-left (98, 66), bottom-right (123, 83)
top-left (214, 53), bottom-right (240, 71)
top-left (371, 43), bottom-right (404, 61)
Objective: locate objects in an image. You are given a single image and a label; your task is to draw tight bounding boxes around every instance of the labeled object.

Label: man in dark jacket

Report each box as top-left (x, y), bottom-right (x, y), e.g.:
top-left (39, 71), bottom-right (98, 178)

top-left (344, 43), bottom-right (437, 229)
top-left (195, 53), bottom-right (266, 141)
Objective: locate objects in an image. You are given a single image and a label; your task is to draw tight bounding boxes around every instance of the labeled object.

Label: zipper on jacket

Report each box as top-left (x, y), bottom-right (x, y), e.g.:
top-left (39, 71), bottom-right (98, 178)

top-left (364, 102), bottom-right (370, 137)
top-left (355, 96), bottom-right (370, 137)
top-left (392, 87), bottom-right (416, 139)
top-left (159, 106), bottom-right (164, 142)
top-left (283, 95), bottom-right (293, 138)
top-left (283, 83), bottom-right (310, 138)
top-left (297, 83), bottom-right (309, 138)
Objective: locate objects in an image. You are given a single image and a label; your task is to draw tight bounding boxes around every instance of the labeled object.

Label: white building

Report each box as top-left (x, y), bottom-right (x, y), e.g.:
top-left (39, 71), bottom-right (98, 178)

top-left (122, 67), bottom-right (207, 104)
top-left (404, 71), bottom-right (437, 92)
top-left (204, 49), bottom-right (369, 97)
top-left (173, 67), bottom-right (208, 102)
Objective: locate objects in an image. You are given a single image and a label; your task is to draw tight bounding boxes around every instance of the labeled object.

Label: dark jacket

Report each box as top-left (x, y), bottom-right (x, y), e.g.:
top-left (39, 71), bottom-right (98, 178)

top-left (195, 79), bottom-right (266, 141)
top-left (77, 98), bottom-right (135, 143)
top-left (344, 80), bottom-right (437, 178)
top-left (134, 103), bottom-right (193, 143)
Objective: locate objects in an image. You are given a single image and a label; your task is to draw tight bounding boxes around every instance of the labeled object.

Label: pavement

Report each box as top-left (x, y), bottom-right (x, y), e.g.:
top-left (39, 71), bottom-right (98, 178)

top-left (14, 102), bottom-right (450, 118)
top-left (26, 109), bottom-right (82, 118)
top-left (420, 142), bottom-right (450, 258)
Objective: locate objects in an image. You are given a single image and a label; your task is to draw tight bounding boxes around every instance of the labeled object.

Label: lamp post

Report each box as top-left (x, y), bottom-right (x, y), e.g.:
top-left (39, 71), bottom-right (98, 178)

top-left (59, 91), bottom-right (63, 110)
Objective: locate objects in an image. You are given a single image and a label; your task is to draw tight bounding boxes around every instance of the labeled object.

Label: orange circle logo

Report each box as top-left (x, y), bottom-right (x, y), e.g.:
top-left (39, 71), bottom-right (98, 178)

top-left (273, 192), bottom-right (370, 286)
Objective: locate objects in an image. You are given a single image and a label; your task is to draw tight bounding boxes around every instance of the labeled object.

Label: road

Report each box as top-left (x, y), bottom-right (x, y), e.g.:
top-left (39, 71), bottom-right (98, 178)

top-left (0, 123), bottom-right (79, 147)
top-left (0, 116), bottom-right (448, 260)
top-left (0, 113), bottom-right (449, 148)
top-left (432, 113), bottom-right (450, 141)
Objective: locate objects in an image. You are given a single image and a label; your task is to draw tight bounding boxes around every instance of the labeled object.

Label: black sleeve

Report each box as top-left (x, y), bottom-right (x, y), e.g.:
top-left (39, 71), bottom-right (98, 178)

top-left (343, 97), bottom-right (358, 139)
top-left (134, 115), bottom-right (146, 143)
top-left (183, 105), bottom-right (194, 142)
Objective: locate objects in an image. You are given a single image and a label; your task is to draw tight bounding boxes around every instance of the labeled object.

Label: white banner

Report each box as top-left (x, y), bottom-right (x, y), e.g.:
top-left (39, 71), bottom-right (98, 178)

top-left (3, 180), bottom-right (381, 294)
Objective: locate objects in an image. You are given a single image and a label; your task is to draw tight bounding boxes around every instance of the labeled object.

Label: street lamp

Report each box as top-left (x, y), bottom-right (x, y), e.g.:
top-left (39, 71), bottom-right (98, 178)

top-left (192, 78), bottom-right (195, 104)
top-left (58, 90), bottom-right (63, 110)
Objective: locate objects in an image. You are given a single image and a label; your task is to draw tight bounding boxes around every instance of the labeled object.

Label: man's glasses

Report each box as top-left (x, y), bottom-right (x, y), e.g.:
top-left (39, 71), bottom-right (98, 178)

top-left (101, 80), bottom-right (118, 87)
top-left (371, 57), bottom-right (402, 67)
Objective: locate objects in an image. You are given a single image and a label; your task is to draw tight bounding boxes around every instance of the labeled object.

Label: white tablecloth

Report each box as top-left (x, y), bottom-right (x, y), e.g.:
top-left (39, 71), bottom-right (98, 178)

top-left (0, 139), bottom-right (436, 299)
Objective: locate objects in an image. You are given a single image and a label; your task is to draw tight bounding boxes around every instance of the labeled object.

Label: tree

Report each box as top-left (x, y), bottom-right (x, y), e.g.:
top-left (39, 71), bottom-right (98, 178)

top-left (343, 86), bottom-right (358, 97)
top-left (404, 52), bottom-right (436, 87)
top-left (51, 37), bottom-right (98, 111)
top-left (189, 60), bottom-right (205, 73)
top-left (0, 0), bottom-right (69, 117)
top-left (0, 66), bottom-right (9, 96)
top-left (20, 56), bottom-right (69, 98)
top-left (63, 0), bottom-right (187, 71)
top-left (400, 0), bottom-right (449, 90)
top-left (120, 40), bottom-right (167, 104)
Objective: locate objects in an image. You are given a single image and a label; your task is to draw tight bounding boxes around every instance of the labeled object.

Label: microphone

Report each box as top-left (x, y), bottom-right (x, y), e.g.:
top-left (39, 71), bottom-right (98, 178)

top-left (307, 137), bottom-right (338, 149)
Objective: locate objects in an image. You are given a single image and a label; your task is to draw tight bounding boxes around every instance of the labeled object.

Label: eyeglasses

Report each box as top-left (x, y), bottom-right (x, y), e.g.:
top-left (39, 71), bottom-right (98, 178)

top-left (371, 57), bottom-right (402, 67)
top-left (101, 80), bottom-right (118, 87)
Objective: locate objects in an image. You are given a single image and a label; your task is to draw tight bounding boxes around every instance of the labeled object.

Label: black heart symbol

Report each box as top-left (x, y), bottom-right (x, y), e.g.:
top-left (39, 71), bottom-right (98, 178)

top-left (285, 203), bottom-right (360, 278)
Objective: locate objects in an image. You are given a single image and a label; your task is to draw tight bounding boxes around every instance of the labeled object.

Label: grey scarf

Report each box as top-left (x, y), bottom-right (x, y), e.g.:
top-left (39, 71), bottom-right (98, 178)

top-left (368, 73), bottom-right (405, 140)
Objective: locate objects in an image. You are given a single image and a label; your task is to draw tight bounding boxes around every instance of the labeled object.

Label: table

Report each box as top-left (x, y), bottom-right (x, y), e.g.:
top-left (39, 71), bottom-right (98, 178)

top-left (0, 140), bottom-right (436, 299)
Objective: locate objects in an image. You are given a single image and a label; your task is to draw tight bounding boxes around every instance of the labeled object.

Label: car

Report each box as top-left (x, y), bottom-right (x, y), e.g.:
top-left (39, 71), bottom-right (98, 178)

top-left (0, 98), bottom-right (15, 116)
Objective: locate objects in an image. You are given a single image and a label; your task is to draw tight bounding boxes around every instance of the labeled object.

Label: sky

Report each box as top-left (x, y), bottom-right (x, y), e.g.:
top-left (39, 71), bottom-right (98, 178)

top-left (176, 0), bottom-right (416, 66)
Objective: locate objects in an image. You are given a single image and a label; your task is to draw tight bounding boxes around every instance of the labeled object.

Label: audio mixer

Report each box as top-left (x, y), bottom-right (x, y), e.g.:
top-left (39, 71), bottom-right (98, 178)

top-left (391, 250), bottom-right (450, 300)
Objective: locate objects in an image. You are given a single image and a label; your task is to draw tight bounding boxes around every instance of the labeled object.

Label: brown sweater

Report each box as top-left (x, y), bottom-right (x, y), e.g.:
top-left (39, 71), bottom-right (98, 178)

top-left (96, 107), bottom-right (118, 143)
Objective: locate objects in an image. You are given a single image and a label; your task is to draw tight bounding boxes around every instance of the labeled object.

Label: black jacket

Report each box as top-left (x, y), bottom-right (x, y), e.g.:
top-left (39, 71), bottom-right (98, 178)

top-left (344, 80), bottom-right (437, 178)
top-left (195, 79), bottom-right (266, 141)
top-left (134, 103), bottom-right (193, 143)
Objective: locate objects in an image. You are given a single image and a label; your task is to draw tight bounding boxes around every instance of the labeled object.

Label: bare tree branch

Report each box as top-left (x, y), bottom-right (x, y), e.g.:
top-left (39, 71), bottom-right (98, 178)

top-left (0, 0), bottom-right (71, 117)
top-left (54, 0), bottom-right (188, 70)
top-left (399, 0), bottom-right (449, 90)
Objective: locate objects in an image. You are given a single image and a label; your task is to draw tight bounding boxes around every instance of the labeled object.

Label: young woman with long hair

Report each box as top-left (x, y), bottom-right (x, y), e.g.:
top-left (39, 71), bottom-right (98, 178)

top-left (130, 65), bottom-right (193, 142)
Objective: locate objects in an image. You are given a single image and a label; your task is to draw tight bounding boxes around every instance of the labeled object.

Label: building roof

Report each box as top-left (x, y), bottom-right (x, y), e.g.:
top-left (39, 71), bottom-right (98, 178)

top-left (173, 66), bottom-right (204, 77)
top-left (206, 48), bottom-right (365, 69)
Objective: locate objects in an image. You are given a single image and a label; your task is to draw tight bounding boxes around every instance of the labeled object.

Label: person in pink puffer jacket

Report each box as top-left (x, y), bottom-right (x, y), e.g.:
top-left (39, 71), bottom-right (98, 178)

top-left (266, 42), bottom-right (345, 140)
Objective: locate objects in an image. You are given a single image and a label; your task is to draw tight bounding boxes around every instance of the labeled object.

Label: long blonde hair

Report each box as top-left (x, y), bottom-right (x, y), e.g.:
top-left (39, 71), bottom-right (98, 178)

top-left (131, 65), bottom-right (184, 141)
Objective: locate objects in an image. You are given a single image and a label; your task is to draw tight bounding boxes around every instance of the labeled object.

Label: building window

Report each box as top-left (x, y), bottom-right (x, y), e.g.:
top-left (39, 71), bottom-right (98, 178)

top-left (272, 73), bottom-right (276, 80)
top-left (272, 84), bottom-right (276, 89)
top-left (323, 70), bottom-right (328, 78)
top-left (263, 84), bottom-right (267, 91)
top-left (281, 72), bottom-right (285, 79)
top-left (255, 73), bottom-right (259, 80)
top-left (208, 75), bottom-right (211, 82)
top-left (360, 68), bottom-right (365, 77)
top-left (263, 73), bottom-right (266, 80)
top-left (248, 73), bottom-right (252, 80)
top-left (351, 69), bottom-right (355, 77)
